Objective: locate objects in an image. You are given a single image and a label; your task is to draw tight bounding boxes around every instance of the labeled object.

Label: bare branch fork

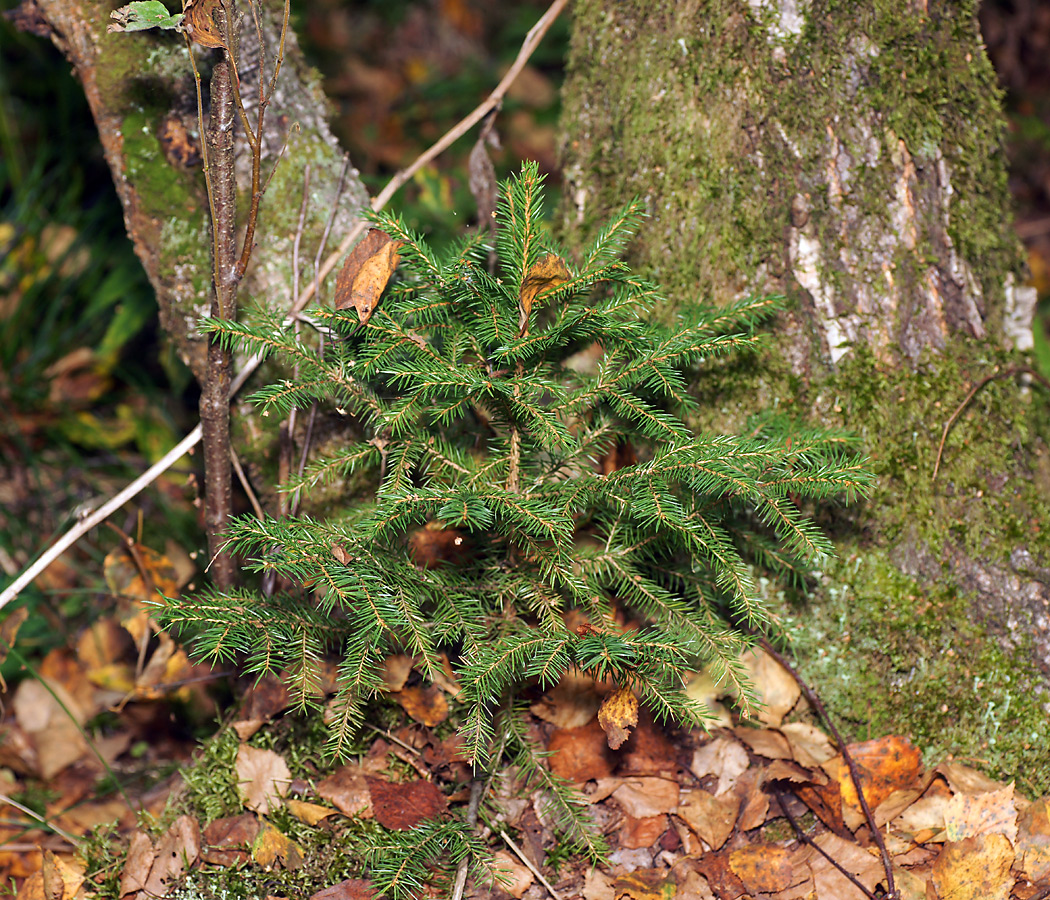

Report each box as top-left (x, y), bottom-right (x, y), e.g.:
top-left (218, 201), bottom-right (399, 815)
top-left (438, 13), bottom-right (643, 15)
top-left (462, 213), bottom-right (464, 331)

top-left (0, 0), bottom-right (570, 613)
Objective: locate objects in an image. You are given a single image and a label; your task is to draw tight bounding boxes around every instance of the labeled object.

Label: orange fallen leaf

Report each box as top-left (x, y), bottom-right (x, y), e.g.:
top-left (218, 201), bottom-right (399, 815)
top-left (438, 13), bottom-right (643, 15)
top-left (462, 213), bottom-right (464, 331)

top-left (597, 686), bottom-right (638, 750)
top-left (830, 735), bottom-right (923, 830)
top-left (252, 819), bottom-right (304, 870)
top-left (619, 814), bottom-right (667, 850)
top-left (727, 845), bottom-right (794, 893)
top-left (931, 833), bottom-right (1013, 900)
top-left (286, 799), bottom-right (337, 826)
top-left (334, 228), bottom-right (403, 325)
top-left (316, 764), bottom-right (373, 818)
top-left (518, 253), bottom-right (570, 336)
top-left (395, 684), bottom-right (448, 727)
top-left (547, 719), bottom-right (616, 782)
top-left (1016, 796), bottom-right (1050, 883)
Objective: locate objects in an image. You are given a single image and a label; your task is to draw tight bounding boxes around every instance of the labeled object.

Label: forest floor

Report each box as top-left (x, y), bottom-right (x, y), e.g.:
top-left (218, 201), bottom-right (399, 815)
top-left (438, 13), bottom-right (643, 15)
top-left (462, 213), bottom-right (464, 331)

top-left (3, 1), bottom-right (1050, 899)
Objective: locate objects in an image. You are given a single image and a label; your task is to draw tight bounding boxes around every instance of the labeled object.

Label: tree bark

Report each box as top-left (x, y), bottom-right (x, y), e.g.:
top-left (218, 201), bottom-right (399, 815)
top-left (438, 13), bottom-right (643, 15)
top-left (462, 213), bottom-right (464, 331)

top-left (20, 0), bottom-right (369, 384)
top-left (560, 0), bottom-right (1050, 791)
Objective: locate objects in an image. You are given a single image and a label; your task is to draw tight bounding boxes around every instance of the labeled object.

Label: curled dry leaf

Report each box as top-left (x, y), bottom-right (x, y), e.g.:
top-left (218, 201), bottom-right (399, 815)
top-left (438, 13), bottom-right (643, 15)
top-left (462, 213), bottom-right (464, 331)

top-left (518, 253), bottom-right (571, 337)
top-left (334, 228), bottom-right (403, 325)
top-left (597, 686), bottom-right (638, 750)
top-left (183, 0), bottom-right (226, 48)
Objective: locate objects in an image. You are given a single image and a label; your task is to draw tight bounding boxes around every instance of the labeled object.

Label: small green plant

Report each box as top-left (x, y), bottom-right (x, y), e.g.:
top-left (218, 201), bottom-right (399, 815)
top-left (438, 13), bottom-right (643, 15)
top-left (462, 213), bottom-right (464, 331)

top-left (160, 160), bottom-right (870, 775)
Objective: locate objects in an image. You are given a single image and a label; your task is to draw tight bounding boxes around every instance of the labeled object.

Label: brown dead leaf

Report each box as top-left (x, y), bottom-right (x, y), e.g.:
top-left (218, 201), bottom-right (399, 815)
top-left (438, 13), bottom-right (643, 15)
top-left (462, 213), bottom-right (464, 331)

top-left (381, 654), bottom-right (414, 692)
top-left (892, 776), bottom-right (953, 843)
top-left (233, 675), bottom-right (292, 740)
top-left (334, 228), bottom-right (403, 325)
top-left (548, 719), bottom-right (616, 782)
top-left (809, 832), bottom-right (884, 899)
top-left (492, 849), bottom-right (534, 898)
top-left (937, 760), bottom-right (1008, 796)
top-left (183, 0), bottom-right (227, 49)
top-left (408, 523), bottom-right (469, 569)
top-left (1016, 796), bottom-right (1050, 883)
top-left (395, 684), bottom-right (448, 727)
top-left (202, 813), bottom-right (259, 866)
top-left (530, 669), bottom-right (602, 729)
top-left (252, 819), bottom-right (304, 870)
top-left (727, 845), bottom-right (794, 893)
top-left (41, 851), bottom-right (84, 900)
top-left (779, 721), bottom-right (837, 766)
top-left (468, 120), bottom-right (500, 233)
top-left (236, 745), bottom-right (291, 815)
top-left (829, 735), bottom-right (924, 830)
top-left (677, 789), bottom-right (740, 851)
top-left (619, 814), bottom-right (667, 849)
top-left (734, 767), bottom-right (771, 831)
top-left (316, 764), bottom-right (373, 818)
top-left (13, 678), bottom-right (89, 779)
top-left (367, 778), bottom-right (447, 831)
top-left (310, 880), bottom-right (375, 900)
top-left (598, 687), bottom-right (638, 750)
top-left (143, 815), bottom-right (200, 898)
top-left (944, 783), bottom-right (1018, 844)
top-left (733, 726), bottom-right (791, 760)
top-left (612, 778), bottom-right (680, 818)
top-left (105, 543), bottom-right (180, 602)
top-left (584, 868), bottom-right (616, 900)
top-left (931, 833), bottom-right (1013, 900)
top-left (519, 253), bottom-right (571, 337)
top-left (740, 647), bottom-right (800, 726)
top-left (693, 853), bottom-right (747, 900)
top-left (689, 736), bottom-right (749, 796)
top-left (118, 831), bottom-right (155, 897)
top-left (675, 869), bottom-right (715, 900)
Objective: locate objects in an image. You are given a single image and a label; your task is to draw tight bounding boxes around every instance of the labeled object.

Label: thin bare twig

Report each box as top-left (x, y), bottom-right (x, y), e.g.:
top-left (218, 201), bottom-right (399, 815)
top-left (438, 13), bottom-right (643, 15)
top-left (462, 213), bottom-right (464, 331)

top-left (933, 363), bottom-right (1050, 481)
top-left (230, 449), bottom-right (265, 520)
top-left (0, 0), bottom-right (569, 614)
top-left (774, 788), bottom-right (879, 900)
top-left (499, 830), bottom-right (563, 900)
top-left (759, 637), bottom-right (896, 900)
top-left (451, 779), bottom-right (486, 900)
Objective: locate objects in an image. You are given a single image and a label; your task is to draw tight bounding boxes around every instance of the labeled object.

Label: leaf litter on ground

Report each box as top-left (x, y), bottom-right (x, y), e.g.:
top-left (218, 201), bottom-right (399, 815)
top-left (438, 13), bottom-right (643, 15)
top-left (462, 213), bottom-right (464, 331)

top-left (1, 557), bottom-right (1049, 899)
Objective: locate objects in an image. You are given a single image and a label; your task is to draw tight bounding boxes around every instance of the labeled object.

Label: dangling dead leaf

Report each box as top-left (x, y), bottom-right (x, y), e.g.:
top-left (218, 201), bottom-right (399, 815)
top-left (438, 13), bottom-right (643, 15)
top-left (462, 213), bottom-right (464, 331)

top-left (183, 0), bottom-right (227, 49)
top-left (367, 777), bottom-right (447, 831)
top-left (334, 229), bottom-right (403, 325)
top-left (468, 117), bottom-right (500, 233)
top-left (597, 686), bottom-right (638, 750)
top-left (395, 684), bottom-right (448, 727)
top-left (931, 833), bottom-right (1013, 900)
top-left (518, 253), bottom-right (570, 337)
top-left (236, 745), bottom-right (291, 815)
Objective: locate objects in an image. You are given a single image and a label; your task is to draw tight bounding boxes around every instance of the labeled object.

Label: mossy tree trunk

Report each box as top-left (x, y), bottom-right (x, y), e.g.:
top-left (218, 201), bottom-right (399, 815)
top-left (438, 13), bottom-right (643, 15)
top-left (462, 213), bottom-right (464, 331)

top-left (19, 0), bottom-right (369, 384)
top-left (560, 0), bottom-right (1050, 792)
